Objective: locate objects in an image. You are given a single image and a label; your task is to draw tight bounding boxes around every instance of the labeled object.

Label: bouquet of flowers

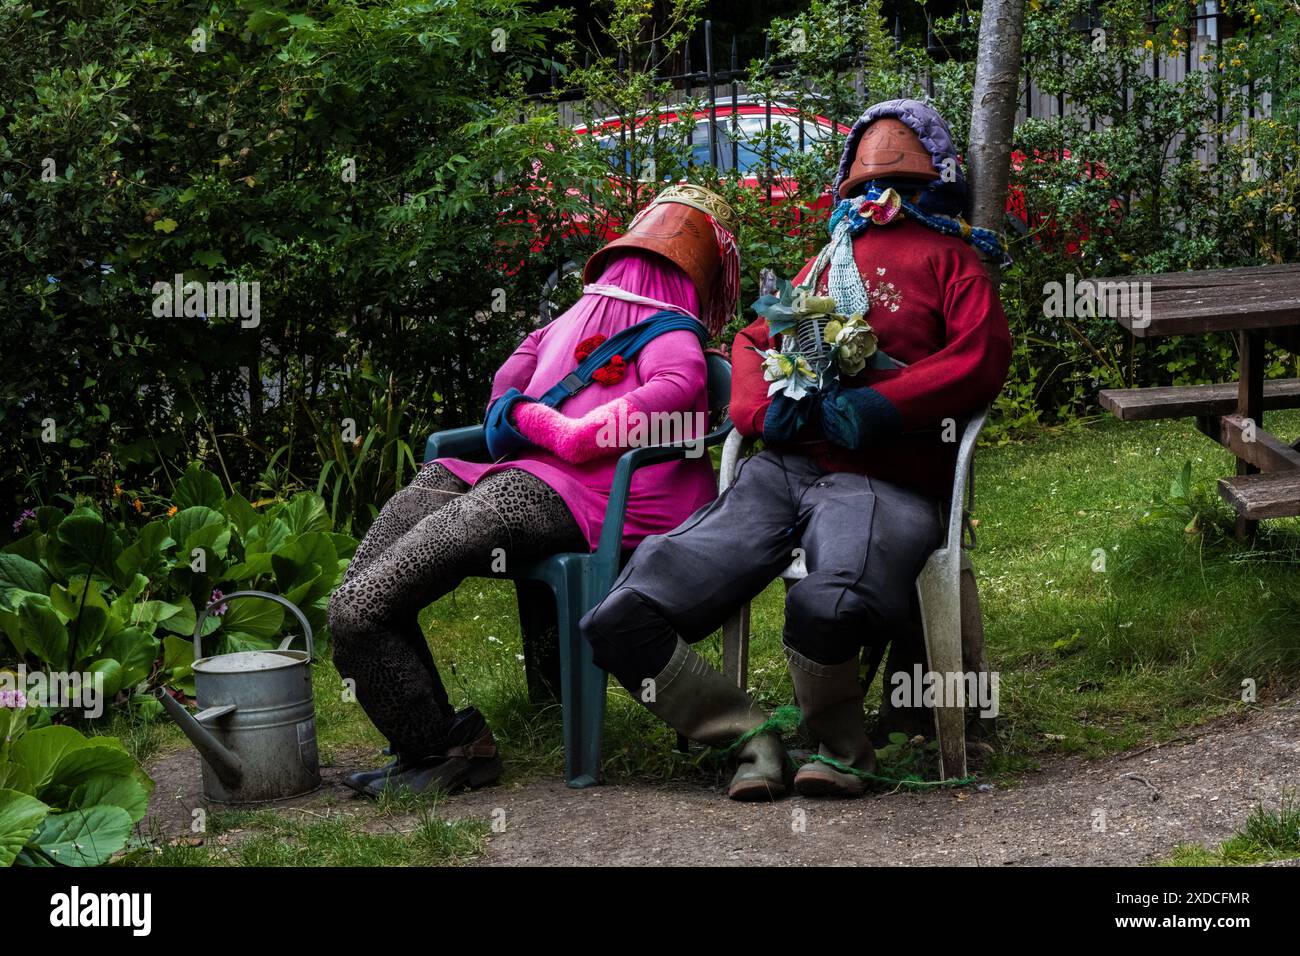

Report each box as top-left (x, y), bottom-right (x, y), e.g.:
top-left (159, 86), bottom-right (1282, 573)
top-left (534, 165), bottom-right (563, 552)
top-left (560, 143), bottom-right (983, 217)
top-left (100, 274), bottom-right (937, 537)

top-left (749, 277), bottom-right (886, 399)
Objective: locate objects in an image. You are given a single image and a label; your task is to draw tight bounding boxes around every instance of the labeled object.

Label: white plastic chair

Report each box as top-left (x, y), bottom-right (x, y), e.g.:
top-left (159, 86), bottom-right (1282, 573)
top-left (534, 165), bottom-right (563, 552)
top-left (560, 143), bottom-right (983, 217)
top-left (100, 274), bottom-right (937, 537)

top-left (717, 406), bottom-right (991, 779)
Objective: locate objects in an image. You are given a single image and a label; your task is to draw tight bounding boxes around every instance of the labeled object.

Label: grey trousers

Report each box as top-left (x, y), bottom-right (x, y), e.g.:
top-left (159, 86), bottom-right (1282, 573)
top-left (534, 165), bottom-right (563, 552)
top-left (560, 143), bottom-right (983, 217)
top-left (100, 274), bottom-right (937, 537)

top-left (580, 448), bottom-right (943, 688)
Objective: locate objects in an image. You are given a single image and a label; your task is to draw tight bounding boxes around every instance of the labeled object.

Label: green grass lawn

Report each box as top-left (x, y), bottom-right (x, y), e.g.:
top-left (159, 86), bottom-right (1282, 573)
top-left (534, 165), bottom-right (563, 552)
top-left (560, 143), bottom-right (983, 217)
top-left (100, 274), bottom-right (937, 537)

top-left (975, 413), bottom-right (1300, 765)
top-left (123, 413), bottom-right (1300, 859)
top-left (136, 800), bottom-right (490, 867)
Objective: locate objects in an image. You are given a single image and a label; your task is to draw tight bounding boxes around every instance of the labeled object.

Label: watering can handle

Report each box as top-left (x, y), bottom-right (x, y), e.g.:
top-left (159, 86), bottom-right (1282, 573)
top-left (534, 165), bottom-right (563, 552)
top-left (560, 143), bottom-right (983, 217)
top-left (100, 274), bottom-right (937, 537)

top-left (193, 590), bottom-right (315, 663)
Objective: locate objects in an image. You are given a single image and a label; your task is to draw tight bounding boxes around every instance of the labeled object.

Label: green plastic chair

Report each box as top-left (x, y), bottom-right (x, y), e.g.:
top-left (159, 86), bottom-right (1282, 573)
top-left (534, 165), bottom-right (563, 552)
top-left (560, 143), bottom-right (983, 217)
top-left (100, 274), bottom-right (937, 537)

top-left (423, 352), bottom-right (733, 787)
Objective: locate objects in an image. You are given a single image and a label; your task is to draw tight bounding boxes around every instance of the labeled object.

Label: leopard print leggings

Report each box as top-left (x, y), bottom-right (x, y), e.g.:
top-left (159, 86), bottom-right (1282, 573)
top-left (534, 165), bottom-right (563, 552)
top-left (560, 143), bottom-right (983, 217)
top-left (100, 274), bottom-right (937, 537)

top-left (328, 463), bottom-right (585, 759)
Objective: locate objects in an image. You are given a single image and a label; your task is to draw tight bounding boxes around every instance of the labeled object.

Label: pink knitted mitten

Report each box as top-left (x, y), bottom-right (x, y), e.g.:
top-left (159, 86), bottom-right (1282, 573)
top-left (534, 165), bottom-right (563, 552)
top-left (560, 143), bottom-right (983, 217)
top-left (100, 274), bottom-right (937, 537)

top-left (513, 397), bottom-right (639, 464)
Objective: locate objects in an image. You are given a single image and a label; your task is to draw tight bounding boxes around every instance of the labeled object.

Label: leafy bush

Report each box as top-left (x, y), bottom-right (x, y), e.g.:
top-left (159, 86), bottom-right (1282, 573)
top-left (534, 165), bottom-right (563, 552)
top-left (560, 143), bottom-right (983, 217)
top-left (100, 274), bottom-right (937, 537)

top-left (989, 0), bottom-right (1300, 432)
top-left (0, 462), bottom-right (356, 720)
top-left (0, 0), bottom-right (591, 533)
top-left (0, 701), bottom-right (152, 866)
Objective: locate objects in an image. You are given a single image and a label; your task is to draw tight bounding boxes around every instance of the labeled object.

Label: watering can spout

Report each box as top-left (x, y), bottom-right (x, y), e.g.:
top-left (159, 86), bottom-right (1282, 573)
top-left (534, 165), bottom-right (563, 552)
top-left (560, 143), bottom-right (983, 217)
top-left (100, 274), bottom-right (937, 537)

top-left (153, 688), bottom-right (244, 789)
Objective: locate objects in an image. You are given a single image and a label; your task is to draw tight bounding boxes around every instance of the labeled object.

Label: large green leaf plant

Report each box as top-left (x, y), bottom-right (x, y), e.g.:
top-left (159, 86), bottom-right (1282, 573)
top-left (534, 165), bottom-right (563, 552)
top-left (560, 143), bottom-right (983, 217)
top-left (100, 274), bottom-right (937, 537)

top-left (0, 701), bottom-right (152, 867)
top-left (0, 463), bottom-right (355, 721)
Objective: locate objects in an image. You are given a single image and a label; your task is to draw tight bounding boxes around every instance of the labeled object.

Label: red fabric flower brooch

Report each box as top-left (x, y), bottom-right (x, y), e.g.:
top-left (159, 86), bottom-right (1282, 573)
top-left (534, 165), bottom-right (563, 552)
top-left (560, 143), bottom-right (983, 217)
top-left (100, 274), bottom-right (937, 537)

top-left (575, 334), bottom-right (628, 386)
top-left (592, 356), bottom-right (626, 385)
top-left (574, 335), bottom-right (605, 361)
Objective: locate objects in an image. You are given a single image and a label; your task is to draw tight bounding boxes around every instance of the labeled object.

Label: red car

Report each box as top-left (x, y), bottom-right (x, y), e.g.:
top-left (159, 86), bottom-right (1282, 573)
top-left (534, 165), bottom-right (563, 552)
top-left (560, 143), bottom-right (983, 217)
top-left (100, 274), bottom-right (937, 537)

top-left (572, 95), bottom-right (848, 199)
top-left (1006, 148), bottom-right (1114, 258)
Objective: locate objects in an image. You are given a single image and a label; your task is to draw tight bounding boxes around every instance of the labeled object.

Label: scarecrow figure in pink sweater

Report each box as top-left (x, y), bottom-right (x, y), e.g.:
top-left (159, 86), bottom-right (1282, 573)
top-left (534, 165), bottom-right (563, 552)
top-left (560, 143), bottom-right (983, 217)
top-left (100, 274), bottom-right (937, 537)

top-left (329, 186), bottom-right (740, 796)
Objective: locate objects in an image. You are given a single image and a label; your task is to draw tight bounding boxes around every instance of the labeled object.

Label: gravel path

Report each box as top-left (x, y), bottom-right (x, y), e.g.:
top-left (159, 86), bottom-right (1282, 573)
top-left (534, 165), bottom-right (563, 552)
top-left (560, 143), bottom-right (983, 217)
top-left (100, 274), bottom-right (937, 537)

top-left (143, 694), bottom-right (1300, 866)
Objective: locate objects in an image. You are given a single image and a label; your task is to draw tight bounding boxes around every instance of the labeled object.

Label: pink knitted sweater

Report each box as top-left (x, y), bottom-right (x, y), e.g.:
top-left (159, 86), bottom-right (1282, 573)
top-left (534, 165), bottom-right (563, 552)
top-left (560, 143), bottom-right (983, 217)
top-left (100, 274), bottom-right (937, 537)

top-left (437, 250), bottom-right (717, 550)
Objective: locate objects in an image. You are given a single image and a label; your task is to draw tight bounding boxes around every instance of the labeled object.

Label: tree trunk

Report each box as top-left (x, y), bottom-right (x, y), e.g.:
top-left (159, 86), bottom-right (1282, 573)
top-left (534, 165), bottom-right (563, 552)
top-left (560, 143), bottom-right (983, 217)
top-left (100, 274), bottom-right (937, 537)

top-left (967, 0), bottom-right (1028, 276)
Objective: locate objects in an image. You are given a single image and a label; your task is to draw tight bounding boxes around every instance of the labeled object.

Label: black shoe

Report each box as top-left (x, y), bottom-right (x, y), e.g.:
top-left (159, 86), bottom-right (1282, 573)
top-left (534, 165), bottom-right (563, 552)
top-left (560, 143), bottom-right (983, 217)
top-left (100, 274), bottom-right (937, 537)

top-left (343, 758), bottom-right (400, 794)
top-left (362, 708), bottom-right (502, 798)
top-left (344, 720), bottom-right (456, 793)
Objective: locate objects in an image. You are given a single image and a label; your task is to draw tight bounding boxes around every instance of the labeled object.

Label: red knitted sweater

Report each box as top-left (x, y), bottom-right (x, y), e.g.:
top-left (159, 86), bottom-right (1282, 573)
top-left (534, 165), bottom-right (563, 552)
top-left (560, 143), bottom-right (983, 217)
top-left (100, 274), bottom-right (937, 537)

top-left (730, 217), bottom-right (1012, 502)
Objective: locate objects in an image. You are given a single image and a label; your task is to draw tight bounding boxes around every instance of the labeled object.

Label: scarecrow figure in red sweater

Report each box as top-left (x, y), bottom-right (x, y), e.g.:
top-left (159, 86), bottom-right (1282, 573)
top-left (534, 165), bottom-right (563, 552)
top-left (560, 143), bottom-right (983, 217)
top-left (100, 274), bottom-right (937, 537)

top-left (581, 99), bottom-right (1012, 801)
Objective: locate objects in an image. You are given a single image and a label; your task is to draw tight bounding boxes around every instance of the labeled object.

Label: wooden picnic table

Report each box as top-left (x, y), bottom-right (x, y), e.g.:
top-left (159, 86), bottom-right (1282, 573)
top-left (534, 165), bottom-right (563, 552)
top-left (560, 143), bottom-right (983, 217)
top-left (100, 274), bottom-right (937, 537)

top-left (1098, 263), bottom-right (1300, 538)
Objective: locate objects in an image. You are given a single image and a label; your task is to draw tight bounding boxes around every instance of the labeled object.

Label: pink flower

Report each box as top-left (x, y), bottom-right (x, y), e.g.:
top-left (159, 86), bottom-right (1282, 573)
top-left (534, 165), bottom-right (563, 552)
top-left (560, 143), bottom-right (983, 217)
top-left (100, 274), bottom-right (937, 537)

top-left (210, 589), bottom-right (228, 616)
top-left (0, 689), bottom-right (28, 709)
top-left (11, 509), bottom-right (35, 534)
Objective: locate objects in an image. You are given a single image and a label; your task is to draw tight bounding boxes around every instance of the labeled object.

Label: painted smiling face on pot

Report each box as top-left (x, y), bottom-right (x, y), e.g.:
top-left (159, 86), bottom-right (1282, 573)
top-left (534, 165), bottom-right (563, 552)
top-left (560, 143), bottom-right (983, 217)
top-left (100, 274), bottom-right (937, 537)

top-left (838, 118), bottom-right (939, 199)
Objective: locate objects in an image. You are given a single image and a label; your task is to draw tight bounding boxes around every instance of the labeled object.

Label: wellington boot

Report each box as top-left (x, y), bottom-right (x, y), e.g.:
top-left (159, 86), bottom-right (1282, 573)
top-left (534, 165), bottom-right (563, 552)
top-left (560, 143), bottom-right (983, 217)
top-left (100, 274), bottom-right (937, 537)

top-left (787, 647), bottom-right (876, 798)
top-left (645, 639), bottom-right (787, 801)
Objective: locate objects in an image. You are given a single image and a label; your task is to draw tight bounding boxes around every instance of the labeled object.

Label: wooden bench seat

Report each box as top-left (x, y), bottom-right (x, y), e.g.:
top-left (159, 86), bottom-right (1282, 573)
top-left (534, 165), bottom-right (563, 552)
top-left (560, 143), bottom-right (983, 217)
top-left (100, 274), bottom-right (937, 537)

top-left (1099, 379), bottom-right (1300, 422)
top-left (1218, 471), bottom-right (1300, 519)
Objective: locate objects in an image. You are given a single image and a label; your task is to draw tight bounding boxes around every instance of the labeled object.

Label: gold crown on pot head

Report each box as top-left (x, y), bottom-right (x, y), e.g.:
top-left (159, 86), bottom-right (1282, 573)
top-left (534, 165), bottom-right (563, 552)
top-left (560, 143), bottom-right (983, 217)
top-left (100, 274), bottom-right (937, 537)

top-left (649, 184), bottom-right (739, 236)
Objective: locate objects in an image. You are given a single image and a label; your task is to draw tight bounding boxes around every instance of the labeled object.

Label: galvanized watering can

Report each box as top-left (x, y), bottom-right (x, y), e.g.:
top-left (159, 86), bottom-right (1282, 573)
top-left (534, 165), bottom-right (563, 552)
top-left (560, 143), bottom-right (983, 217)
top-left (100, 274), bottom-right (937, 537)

top-left (155, 590), bottom-right (320, 804)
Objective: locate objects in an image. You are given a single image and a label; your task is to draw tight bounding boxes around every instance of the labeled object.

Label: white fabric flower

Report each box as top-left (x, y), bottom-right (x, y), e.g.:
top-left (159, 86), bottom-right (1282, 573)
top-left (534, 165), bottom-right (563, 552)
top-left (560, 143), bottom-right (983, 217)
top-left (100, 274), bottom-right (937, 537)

top-left (758, 349), bottom-right (817, 400)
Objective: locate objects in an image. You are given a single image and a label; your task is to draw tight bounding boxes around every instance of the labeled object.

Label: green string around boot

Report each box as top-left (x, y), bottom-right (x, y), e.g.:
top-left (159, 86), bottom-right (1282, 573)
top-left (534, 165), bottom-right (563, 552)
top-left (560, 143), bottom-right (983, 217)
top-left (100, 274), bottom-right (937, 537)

top-left (716, 705), bottom-right (803, 763)
top-left (804, 753), bottom-right (976, 791)
top-left (711, 704), bottom-right (975, 792)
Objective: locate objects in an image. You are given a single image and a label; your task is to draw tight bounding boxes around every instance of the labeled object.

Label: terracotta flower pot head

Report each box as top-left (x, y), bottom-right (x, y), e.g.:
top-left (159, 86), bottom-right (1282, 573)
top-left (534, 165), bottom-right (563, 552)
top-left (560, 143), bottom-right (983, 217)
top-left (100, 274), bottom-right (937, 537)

top-left (583, 184), bottom-right (740, 335)
top-left (837, 117), bottom-right (941, 200)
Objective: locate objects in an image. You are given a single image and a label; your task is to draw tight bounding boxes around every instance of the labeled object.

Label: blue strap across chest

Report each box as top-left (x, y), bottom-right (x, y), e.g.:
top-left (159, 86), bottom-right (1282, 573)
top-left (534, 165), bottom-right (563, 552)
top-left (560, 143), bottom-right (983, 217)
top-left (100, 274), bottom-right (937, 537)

top-left (481, 310), bottom-right (707, 461)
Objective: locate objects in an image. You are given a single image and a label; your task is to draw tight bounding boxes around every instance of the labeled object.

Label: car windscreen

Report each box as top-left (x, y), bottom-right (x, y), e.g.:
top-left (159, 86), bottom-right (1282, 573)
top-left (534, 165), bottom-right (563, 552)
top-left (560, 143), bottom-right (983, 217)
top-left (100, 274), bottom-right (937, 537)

top-left (590, 112), bottom-right (834, 176)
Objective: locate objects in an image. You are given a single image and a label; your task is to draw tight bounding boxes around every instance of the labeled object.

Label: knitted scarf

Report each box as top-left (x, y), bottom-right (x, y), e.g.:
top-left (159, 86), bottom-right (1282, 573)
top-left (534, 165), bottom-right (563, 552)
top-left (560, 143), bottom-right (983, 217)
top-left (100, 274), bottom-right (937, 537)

top-left (816, 180), bottom-right (1013, 318)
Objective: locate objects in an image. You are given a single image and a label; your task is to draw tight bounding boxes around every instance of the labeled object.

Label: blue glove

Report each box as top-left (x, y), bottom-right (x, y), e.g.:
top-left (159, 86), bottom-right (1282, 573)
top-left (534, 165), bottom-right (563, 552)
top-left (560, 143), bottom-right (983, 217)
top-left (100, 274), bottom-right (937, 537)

top-left (819, 382), bottom-right (901, 451)
top-left (484, 388), bottom-right (538, 459)
top-left (762, 390), bottom-right (819, 443)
